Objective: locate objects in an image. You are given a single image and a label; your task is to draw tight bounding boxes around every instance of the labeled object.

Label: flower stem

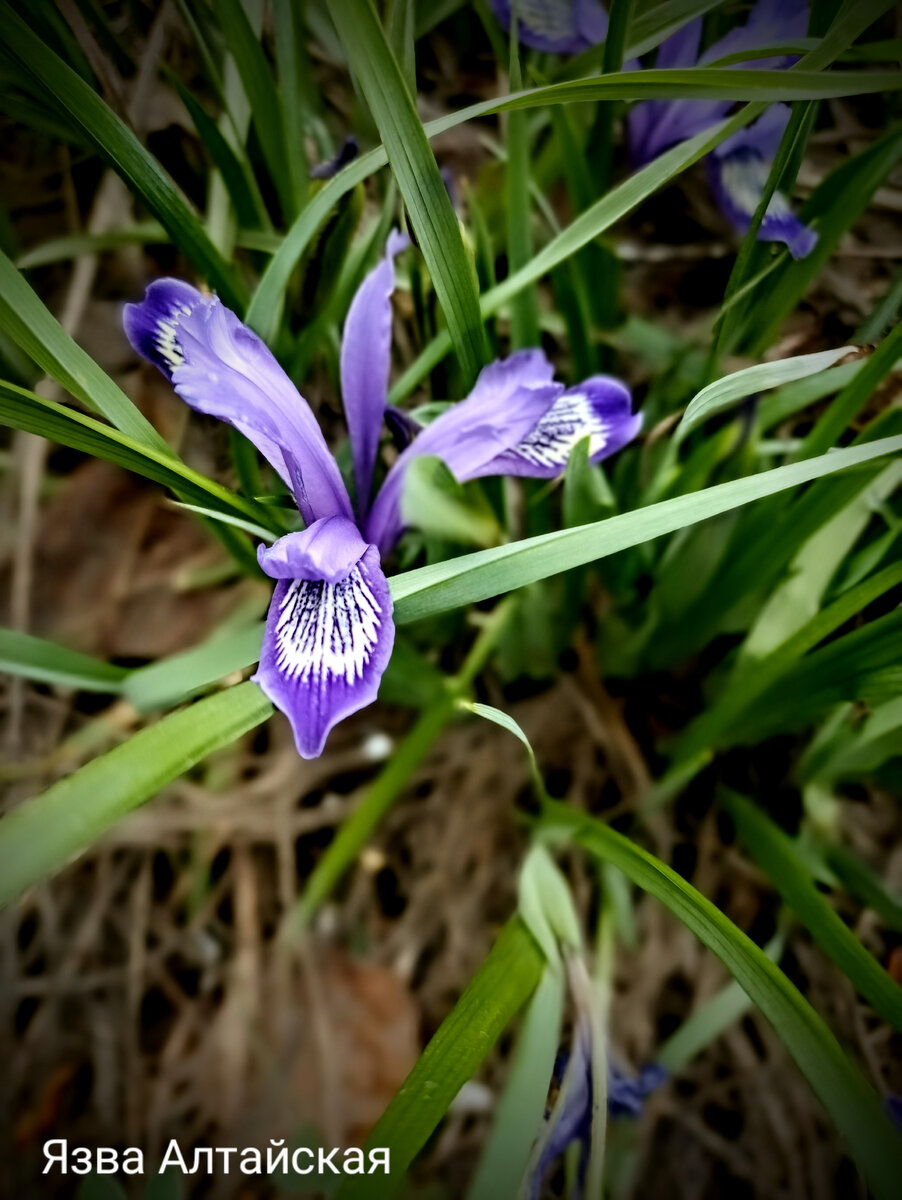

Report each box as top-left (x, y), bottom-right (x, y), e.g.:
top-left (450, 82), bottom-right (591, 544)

top-left (283, 597), bottom-right (517, 933)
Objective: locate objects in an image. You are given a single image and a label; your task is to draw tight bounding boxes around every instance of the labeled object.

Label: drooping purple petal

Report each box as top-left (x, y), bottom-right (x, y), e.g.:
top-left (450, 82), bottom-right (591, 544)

top-left (125, 280), bottom-right (353, 525)
top-left (708, 110), bottom-right (817, 259)
top-left (699, 0), bottom-right (808, 69)
top-left (364, 351), bottom-right (562, 554)
top-left (340, 230), bottom-right (409, 521)
top-left (253, 517), bottom-right (394, 758)
top-left (490, 0), bottom-right (607, 55)
top-left (475, 375), bottom-right (641, 479)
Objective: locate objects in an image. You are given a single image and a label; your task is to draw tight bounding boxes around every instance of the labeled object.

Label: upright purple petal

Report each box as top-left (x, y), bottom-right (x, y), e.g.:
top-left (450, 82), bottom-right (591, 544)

top-left (253, 517), bottom-right (394, 758)
top-left (490, 0), bottom-right (607, 55)
top-left (364, 351), bottom-right (562, 554)
top-left (475, 376), bottom-right (641, 479)
top-left (708, 108), bottom-right (817, 258)
top-left (125, 280), bottom-right (353, 525)
top-left (340, 230), bottom-right (408, 521)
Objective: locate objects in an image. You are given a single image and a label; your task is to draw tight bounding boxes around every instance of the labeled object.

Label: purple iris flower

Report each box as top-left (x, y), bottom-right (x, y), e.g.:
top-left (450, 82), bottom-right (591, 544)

top-left (490, 0), bottom-right (608, 55)
top-left (124, 235), bottom-right (639, 757)
top-left (628, 0), bottom-right (817, 258)
top-left (528, 1011), bottom-right (665, 1199)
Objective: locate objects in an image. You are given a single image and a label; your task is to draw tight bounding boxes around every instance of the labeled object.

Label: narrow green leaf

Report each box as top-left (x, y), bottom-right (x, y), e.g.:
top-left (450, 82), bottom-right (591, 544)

top-left (673, 561), bottom-right (902, 762)
top-left (678, 346), bottom-right (854, 442)
top-left (506, 29), bottom-right (539, 348)
top-left (825, 841), bottom-right (902, 934)
top-left (335, 919), bottom-right (545, 1199)
top-left (542, 802), bottom-right (902, 1200)
top-left (467, 966), bottom-right (564, 1200)
top-left (0, 629), bottom-right (128, 693)
top-left (724, 792), bottom-right (902, 1033)
top-left (0, 380), bottom-right (269, 528)
top-left (122, 623), bottom-right (265, 712)
top-left (0, 250), bottom-right (167, 449)
top-left (328, 0), bottom-right (486, 387)
top-left (248, 63), bottom-right (900, 341)
top-left (658, 935), bottom-right (785, 1072)
top-left (0, 683), bottom-right (272, 908)
top-left (390, 435), bottom-right (902, 625)
top-left (0, 3), bottom-right (246, 309)
top-left (211, 0), bottom-right (297, 218)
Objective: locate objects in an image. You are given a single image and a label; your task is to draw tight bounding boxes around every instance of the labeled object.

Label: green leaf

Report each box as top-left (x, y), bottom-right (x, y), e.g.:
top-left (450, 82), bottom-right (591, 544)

top-left (0, 380), bottom-right (270, 529)
top-left (328, 0), bottom-right (487, 388)
top-left (824, 839), bottom-right (902, 934)
top-left (541, 802), bottom-right (902, 1200)
top-left (211, 0), bottom-right (297, 219)
top-left (0, 3), bottom-right (246, 310)
top-left (0, 682), bottom-right (272, 908)
top-left (334, 919), bottom-right (545, 1200)
top-left (123, 624), bottom-right (266, 711)
top-left (723, 791), bottom-right (902, 1033)
top-left (0, 629), bottom-right (128, 693)
top-left (672, 561), bottom-right (902, 763)
top-left (467, 966), bottom-right (564, 1200)
top-left (389, 435), bottom-right (902, 626)
top-left (0, 250), bottom-right (167, 450)
top-left (658, 934), bottom-right (786, 1072)
top-left (677, 346), bottom-right (854, 443)
top-left (505, 28), bottom-right (539, 348)
top-left (165, 69), bottom-right (266, 230)
top-left (402, 455), bottom-right (500, 546)
top-left (249, 60), bottom-right (900, 341)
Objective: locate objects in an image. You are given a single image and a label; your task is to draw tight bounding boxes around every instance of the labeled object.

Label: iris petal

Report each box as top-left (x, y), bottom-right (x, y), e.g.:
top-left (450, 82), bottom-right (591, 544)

top-left (340, 230), bottom-right (409, 521)
top-left (125, 280), bottom-right (353, 525)
top-left (253, 518), bottom-right (394, 759)
top-left (475, 376), bottom-right (641, 479)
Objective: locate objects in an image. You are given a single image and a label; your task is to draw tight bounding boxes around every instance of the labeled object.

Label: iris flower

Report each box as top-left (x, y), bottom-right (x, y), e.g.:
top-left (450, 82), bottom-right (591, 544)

top-left (629, 0), bottom-right (818, 258)
top-left (489, 0), bottom-right (608, 55)
top-left (527, 957), bottom-right (665, 1199)
top-left (124, 234), bottom-right (640, 758)
top-left (491, 0), bottom-right (817, 259)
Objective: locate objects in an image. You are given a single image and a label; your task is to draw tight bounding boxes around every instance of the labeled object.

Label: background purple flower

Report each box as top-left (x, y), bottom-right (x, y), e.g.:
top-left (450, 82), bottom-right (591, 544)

top-left (490, 0), bottom-right (607, 55)
top-left (628, 1), bottom-right (816, 256)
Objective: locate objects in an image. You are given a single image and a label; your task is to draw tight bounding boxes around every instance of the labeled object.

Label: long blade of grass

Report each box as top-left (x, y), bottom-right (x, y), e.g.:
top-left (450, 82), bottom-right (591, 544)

top-left (335, 919), bottom-right (545, 1200)
top-left (211, 0), bottom-right (297, 219)
top-left (0, 380), bottom-right (271, 528)
top-left (724, 792), bottom-right (902, 1033)
top-left (0, 2), bottom-right (246, 309)
top-left (390, 435), bottom-right (902, 625)
top-left (247, 64), bottom-right (900, 340)
top-left (0, 630), bottom-right (128, 693)
top-left (0, 682), bottom-right (272, 908)
top-left (678, 346), bottom-right (855, 442)
top-left (0, 250), bottom-right (168, 450)
top-left (541, 802), bottom-right (902, 1200)
top-left (328, 0), bottom-right (487, 388)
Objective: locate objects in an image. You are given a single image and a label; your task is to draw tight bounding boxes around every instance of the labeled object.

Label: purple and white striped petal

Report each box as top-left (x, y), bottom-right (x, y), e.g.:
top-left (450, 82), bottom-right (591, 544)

top-left (124, 280), bottom-right (353, 525)
top-left (364, 351), bottom-right (562, 554)
top-left (340, 230), bottom-right (409, 520)
top-left (253, 517), bottom-right (394, 758)
top-left (708, 108), bottom-right (817, 259)
top-left (475, 376), bottom-right (641, 479)
top-left (490, 0), bottom-right (607, 55)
